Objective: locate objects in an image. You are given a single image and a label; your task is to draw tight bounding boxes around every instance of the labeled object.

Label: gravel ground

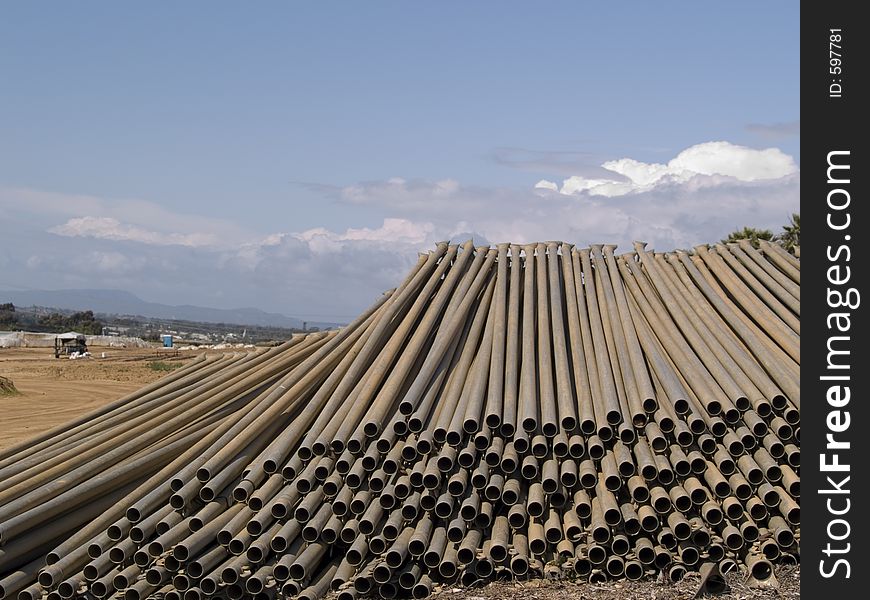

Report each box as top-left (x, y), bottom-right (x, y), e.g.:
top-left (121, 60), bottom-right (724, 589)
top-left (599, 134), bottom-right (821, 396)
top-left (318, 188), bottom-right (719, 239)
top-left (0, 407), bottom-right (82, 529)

top-left (422, 566), bottom-right (800, 600)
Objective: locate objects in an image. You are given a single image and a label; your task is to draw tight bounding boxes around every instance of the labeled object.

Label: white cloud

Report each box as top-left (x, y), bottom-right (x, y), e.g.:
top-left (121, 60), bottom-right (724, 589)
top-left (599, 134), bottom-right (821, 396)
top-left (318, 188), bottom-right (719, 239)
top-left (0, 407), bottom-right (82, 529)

top-left (213, 220), bottom-right (436, 319)
top-left (229, 218), bottom-right (438, 278)
top-left (546, 141), bottom-right (797, 197)
top-left (312, 141), bottom-right (799, 254)
top-left (230, 219), bottom-right (436, 266)
top-left (301, 218), bottom-right (435, 246)
top-left (534, 179), bottom-right (559, 192)
top-left (49, 216), bottom-right (218, 247)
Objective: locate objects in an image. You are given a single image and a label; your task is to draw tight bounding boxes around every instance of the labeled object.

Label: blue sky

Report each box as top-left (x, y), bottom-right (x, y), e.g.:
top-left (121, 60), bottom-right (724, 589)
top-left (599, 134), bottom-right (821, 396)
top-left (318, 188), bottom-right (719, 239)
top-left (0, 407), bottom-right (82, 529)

top-left (0, 2), bottom-right (799, 320)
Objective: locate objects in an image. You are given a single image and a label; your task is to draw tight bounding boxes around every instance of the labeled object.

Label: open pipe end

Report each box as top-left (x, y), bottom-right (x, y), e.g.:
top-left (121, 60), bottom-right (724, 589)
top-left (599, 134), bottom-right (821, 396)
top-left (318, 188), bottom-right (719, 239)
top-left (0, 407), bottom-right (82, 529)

top-left (727, 440), bottom-right (745, 457)
top-left (724, 532), bottom-right (744, 551)
top-left (521, 417), bottom-right (538, 434)
top-left (412, 583), bottom-right (432, 600)
top-left (641, 515), bottom-right (660, 532)
top-left (775, 529), bottom-right (795, 548)
top-left (572, 557), bottom-right (590, 576)
top-left (589, 570), bottom-right (607, 584)
top-left (653, 497), bottom-right (673, 516)
top-left (133, 549), bottom-right (151, 567)
top-left (750, 558), bottom-right (773, 580)
top-left (637, 547), bottom-right (655, 565)
top-left (708, 420), bottom-right (726, 437)
top-left (724, 407), bottom-right (741, 424)
top-left (220, 567), bottom-right (240, 585)
top-left (654, 550), bottom-right (672, 569)
top-left (719, 558), bottom-right (738, 574)
top-left (147, 541), bottom-right (165, 557)
top-left (668, 564), bottom-right (687, 582)
top-left (106, 525), bottom-right (125, 542)
top-left (390, 420), bottom-right (408, 437)
top-left (86, 542), bottom-right (104, 560)
top-left (438, 561), bottom-right (457, 579)
top-left (57, 582), bottom-right (78, 598)
top-left (734, 482), bottom-right (753, 501)
top-left (199, 578), bottom-right (218, 595)
top-left (245, 579), bottom-right (264, 595)
top-left (653, 415), bottom-right (674, 435)
top-left (624, 561), bottom-right (644, 580)
top-left (673, 399), bottom-right (689, 415)
top-left (146, 569), bottom-right (166, 585)
top-left (373, 564), bottom-right (393, 584)
top-left (352, 576), bottom-right (371, 595)
top-left (603, 409), bottom-right (620, 426)
top-left (431, 429), bottom-right (447, 445)
top-left (755, 400), bottom-right (773, 418)
top-left (783, 406), bottom-right (800, 425)
top-left (771, 394), bottom-right (788, 410)
top-left (762, 540), bottom-right (781, 560)
top-left (588, 544), bottom-right (607, 564)
top-left (596, 426), bottom-right (614, 443)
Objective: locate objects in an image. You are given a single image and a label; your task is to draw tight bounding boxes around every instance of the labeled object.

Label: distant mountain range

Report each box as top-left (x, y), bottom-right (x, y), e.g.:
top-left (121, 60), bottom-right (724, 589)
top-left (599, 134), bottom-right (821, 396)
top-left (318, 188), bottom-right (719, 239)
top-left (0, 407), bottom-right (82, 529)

top-left (0, 289), bottom-right (342, 330)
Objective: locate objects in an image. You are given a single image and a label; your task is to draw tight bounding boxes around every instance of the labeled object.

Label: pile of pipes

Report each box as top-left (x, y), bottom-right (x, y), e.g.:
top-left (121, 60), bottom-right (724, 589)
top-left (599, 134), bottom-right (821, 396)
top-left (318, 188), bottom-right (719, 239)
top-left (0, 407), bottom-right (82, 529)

top-left (0, 239), bottom-right (800, 600)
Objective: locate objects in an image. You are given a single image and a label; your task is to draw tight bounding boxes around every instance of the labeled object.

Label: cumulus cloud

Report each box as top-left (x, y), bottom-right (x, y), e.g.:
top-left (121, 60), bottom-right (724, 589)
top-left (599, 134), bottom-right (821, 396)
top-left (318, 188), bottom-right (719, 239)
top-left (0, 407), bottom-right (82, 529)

top-left (537, 141), bottom-right (798, 197)
top-left (303, 142), bottom-right (798, 255)
top-left (228, 219), bottom-right (439, 281)
top-left (534, 179), bottom-right (559, 192)
top-left (49, 217), bottom-right (218, 247)
top-left (303, 218), bottom-right (435, 245)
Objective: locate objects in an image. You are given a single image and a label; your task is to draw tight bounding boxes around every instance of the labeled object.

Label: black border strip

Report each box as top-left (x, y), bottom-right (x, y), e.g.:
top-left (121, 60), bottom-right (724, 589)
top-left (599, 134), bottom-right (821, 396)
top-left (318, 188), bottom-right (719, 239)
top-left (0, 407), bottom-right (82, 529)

top-left (802, 1), bottom-right (867, 595)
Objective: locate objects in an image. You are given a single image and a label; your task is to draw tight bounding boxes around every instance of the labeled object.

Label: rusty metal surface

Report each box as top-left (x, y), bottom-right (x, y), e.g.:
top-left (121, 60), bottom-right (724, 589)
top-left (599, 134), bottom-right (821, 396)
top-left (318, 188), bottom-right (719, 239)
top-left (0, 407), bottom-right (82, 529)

top-left (0, 241), bottom-right (799, 600)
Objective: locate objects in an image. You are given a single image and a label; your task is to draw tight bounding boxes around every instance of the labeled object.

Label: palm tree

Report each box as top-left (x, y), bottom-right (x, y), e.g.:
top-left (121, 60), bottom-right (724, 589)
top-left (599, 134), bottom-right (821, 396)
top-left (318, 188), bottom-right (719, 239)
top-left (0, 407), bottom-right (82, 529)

top-left (777, 213), bottom-right (800, 255)
top-left (722, 227), bottom-right (775, 248)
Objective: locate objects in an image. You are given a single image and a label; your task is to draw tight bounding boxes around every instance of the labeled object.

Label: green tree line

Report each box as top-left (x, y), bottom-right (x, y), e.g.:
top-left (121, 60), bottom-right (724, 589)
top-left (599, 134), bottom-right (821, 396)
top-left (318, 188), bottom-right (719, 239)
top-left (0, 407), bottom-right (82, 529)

top-left (0, 305), bottom-right (104, 335)
top-left (722, 213), bottom-right (799, 253)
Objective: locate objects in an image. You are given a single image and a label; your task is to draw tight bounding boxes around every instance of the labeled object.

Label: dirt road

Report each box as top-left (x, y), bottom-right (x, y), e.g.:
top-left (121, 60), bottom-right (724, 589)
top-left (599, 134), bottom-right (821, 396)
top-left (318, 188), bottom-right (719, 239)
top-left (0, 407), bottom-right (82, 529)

top-left (0, 346), bottom-right (196, 450)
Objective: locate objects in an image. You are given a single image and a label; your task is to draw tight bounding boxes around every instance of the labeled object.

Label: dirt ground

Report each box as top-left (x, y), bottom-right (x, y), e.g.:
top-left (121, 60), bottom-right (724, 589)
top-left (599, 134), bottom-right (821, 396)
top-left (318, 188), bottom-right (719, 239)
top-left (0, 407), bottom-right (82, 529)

top-left (0, 345), bottom-right (199, 451)
top-left (420, 566), bottom-right (800, 600)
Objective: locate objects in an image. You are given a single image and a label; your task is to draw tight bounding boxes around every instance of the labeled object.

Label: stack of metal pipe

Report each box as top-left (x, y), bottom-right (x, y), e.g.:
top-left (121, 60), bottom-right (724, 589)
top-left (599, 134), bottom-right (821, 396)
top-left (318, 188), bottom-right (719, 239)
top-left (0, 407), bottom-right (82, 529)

top-left (0, 239), bottom-right (800, 600)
